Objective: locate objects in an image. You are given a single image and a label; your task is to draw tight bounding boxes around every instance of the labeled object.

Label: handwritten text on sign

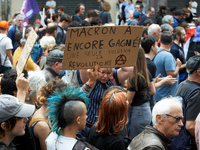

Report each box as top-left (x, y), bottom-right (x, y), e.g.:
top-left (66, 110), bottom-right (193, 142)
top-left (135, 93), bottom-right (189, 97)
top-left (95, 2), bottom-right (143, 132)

top-left (62, 26), bottom-right (143, 70)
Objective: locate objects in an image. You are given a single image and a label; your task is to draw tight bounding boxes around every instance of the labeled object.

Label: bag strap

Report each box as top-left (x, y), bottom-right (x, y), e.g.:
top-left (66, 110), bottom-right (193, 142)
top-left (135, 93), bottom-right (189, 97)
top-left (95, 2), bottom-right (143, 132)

top-left (72, 140), bottom-right (87, 150)
top-left (152, 49), bottom-right (168, 61)
top-left (0, 36), bottom-right (7, 66)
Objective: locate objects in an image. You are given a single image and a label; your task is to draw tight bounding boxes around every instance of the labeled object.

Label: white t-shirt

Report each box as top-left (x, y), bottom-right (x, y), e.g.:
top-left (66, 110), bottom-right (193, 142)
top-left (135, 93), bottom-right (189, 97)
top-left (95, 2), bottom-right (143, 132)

top-left (0, 34), bottom-right (13, 67)
top-left (189, 1), bottom-right (198, 14)
top-left (46, 132), bottom-right (77, 150)
top-left (46, 0), bottom-right (56, 14)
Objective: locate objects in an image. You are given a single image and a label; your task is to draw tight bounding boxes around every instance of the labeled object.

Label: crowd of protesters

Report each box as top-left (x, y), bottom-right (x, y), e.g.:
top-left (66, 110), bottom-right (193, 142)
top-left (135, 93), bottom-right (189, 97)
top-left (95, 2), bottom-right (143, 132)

top-left (0, 0), bottom-right (200, 149)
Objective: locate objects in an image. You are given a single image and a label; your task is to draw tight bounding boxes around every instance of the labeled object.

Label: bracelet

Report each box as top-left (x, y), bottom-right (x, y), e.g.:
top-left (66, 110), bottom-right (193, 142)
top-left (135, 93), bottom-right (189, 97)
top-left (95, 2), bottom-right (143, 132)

top-left (83, 83), bottom-right (91, 92)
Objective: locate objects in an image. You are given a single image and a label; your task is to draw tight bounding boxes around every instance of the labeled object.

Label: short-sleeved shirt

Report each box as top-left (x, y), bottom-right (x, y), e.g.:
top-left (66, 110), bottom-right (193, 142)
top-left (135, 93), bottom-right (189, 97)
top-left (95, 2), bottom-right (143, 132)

top-left (146, 57), bottom-right (156, 79)
top-left (153, 48), bottom-right (178, 101)
top-left (46, 132), bottom-right (77, 150)
top-left (176, 80), bottom-right (200, 121)
top-left (13, 47), bottom-right (36, 71)
top-left (46, 0), bottom-right (56, 14)
top-left (189, 1), bottom-right (198, 14)
top-left (0, 34), bottom-right (13, 67)
top-left (99, 11), bottom-right (112, 25)
top-left (127, 72), bottom-right (152, 106)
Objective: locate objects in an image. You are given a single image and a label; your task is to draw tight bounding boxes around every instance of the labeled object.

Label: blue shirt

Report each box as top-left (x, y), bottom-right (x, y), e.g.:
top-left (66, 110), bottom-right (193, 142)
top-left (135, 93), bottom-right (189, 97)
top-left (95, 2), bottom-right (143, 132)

top-left (72, 14), bottom-right (81, 22)
top-left (153, 48), bottom-right (178, 101)
top-left (172, 16), bottom-right (180, 28)
top-left (124, 4), bottom-right (135, 18)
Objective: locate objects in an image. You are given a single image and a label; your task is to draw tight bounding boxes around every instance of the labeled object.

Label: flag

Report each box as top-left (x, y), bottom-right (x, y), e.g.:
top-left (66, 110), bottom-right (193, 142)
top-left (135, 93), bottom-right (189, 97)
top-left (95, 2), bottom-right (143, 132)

top-left (20, 0), bottom-right (40, 26)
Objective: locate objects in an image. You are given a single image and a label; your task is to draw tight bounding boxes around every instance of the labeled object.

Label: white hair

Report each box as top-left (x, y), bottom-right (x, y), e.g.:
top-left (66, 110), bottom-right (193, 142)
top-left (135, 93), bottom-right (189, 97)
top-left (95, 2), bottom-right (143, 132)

top-left (162, 15), bottom-right (173, 24)
top-left (28, 71), bottom-right (46, 100)
top-left (40, 36), bottom-right (56, 51)
top-left (15, 14), bottom-right (23, 20)
top-left (148, 24), bottom-right (160, 36)
top-left (152, 96), bottom-right (182, 125)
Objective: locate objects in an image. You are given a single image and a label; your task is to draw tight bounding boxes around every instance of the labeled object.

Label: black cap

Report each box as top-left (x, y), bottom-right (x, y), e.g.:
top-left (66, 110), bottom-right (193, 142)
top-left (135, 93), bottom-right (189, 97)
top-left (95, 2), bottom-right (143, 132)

top-left (170, 7), bottom-right (177, 12)
top-left (186, 55), bottom-right (200, 74)
top-left (47, 49), bottom-right (64, 62)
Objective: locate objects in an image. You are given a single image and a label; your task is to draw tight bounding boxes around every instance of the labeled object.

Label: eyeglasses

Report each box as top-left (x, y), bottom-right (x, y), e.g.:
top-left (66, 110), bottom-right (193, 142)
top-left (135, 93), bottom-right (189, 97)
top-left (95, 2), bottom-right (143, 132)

top-left (98, 69), bottom-right (112, 76)
top-left (165, 114), bottom-right (184, 123)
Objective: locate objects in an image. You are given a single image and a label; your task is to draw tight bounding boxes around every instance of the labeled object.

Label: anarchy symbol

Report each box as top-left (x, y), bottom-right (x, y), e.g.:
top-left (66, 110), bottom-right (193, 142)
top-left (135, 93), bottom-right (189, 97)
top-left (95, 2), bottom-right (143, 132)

top-left (115, 54), bottom-right (127, 65)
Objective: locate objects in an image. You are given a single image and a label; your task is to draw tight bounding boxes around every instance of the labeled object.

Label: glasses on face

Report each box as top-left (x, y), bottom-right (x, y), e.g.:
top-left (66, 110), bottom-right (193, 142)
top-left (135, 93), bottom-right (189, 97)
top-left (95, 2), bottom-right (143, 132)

top-left (165, 114), bottom-right (184, 123)
top-left (98, 69), bottom-right (112, 76)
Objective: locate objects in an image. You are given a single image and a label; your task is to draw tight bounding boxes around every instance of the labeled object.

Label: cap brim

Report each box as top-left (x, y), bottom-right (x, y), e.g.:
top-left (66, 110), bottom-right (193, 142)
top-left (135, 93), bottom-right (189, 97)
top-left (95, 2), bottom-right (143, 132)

top-left (15, 103), bottom-right (35, 118)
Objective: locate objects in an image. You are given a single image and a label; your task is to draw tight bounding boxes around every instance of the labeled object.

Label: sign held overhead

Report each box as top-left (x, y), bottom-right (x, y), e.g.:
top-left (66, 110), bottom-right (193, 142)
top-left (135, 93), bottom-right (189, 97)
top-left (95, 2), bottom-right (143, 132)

top-left (62, 26), bottom-right (143, 70)
top-left (16, 28), bottom-right (38, 74)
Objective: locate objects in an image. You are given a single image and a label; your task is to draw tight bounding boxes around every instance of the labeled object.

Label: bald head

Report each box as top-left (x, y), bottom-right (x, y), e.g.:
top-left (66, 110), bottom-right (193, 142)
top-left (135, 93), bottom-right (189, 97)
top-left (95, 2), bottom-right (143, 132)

top-left (46, 22), bottom-right (58, 36)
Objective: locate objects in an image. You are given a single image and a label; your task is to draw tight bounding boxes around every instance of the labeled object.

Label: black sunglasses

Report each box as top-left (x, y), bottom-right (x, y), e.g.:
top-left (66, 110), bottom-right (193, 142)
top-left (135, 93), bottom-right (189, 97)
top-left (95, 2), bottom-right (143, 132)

top-left (165, 114), bottom-right (184, 123)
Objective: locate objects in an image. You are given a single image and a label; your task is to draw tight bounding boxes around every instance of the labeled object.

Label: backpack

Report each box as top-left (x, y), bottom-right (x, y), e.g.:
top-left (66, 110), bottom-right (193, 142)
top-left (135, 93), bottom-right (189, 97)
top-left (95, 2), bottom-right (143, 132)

top-left (72, 134), bottom-right (99, 150)
top-left (169, 86), bottom-right (200, 150)
top-left (30, 43), bottom-right (43, 64)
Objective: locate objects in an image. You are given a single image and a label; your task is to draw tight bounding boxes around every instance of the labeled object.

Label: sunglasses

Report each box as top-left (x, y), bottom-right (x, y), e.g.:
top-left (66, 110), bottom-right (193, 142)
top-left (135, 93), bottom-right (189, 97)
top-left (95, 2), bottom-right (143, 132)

top-left (165, 114), bottom-right (184, 123)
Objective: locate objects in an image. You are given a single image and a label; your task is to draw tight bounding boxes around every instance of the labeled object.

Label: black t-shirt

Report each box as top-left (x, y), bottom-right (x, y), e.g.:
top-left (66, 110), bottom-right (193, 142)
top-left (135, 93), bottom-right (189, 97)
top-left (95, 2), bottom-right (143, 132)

top-left (127, 73), bottom-right (152, 106)
top-left (146, 57), bottom-right (156, 79)
top-left (176, 80), bottom-right (200, 120)
top-left (88, 126), bottom-right (126, 150)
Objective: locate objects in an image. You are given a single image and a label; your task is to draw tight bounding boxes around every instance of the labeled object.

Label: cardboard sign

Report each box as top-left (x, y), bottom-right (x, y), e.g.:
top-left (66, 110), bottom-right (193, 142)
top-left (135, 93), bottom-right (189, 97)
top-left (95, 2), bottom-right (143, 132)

top-left (16, 29), bottom-right (38, 74)
top-left (62, 26), bottom-right (143, 70)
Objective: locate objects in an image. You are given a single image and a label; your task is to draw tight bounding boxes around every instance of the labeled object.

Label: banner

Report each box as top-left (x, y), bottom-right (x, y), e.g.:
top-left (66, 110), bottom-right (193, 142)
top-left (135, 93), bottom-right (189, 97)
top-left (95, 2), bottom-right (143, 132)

top-left (20, 0), bottom-right (40, 26)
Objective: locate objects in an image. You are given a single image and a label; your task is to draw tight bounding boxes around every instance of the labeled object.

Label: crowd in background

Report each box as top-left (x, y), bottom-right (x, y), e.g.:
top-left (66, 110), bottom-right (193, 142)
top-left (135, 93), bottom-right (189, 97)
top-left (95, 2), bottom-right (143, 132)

top-left (0, 0), bottom-right (200, 150)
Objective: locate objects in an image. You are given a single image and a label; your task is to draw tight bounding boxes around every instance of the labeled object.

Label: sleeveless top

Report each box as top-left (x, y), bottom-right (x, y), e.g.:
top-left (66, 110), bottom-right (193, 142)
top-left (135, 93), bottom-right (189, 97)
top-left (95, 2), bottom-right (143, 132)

top-left (29, 118), bottom-right (51, 150)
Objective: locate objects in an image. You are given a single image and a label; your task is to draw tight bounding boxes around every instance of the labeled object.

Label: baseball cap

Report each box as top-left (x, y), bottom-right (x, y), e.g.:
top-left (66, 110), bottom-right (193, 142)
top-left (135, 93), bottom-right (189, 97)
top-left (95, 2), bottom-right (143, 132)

top-left (186, 55), bottom-right (200, 74)
top-left (0, 94), bottom-right (35, 122)
top-left (0, 20), bottom-right (9, 29)
top-left (47, 49), bottom-right (64, 62)
top-left (133, 11), bottom-right (141, 19)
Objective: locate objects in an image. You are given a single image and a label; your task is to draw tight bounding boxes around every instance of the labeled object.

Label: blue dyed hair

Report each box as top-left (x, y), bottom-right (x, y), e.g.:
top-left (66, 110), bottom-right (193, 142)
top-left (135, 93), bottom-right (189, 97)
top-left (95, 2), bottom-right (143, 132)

top-left (46, 86), bottom-right (89, 135)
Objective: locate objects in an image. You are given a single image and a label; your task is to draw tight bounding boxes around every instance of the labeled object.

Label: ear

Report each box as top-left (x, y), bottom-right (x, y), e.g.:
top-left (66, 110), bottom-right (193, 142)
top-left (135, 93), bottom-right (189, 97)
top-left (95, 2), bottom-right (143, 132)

top-left (151, 45), bottom-right (154, 51)
top-left (196, 69), bottom-right (200, 75)
top-left (76, 116), bottom-right (81, 125)
top-left (1, 122), bottom-right (7, 131)
top-left (156, 114), bottom-right (163, 125)
top-left (54, 62), bottom-right (59, 67)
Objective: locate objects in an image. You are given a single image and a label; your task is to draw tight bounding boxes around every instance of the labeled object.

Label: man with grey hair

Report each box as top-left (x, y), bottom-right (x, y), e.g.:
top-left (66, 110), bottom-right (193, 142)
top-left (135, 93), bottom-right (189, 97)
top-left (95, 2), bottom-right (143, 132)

top-left (42, 49), bottom-right (64, 82)
top-left (169, 55), bottom-right (200, 150)
top-left (162, 15), bottom-right (174, 26)
top-left (8, 14), bottom-right (23, 53)
top-left (148, 24), bottom-right (161, 40)
top-left (161, 23), bottom-right (173, 33)
top-left (127, 97), bottom-right (183, 150)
